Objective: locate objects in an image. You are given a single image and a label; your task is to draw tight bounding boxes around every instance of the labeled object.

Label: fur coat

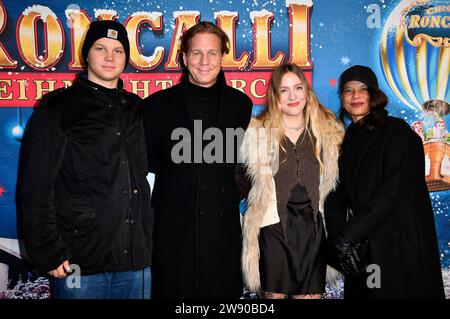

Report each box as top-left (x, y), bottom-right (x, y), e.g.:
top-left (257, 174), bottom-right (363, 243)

top-left (240, 117), bottom-right (344, 292)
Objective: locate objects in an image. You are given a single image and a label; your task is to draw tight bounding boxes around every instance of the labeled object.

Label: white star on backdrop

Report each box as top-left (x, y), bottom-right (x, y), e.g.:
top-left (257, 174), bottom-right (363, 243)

top-left (340, 56), bottom-right (351, 66)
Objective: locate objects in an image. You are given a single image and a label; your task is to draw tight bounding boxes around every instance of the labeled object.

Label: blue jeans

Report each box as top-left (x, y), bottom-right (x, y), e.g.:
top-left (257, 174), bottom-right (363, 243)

top-left (51, 267), bottom-right (151, 299)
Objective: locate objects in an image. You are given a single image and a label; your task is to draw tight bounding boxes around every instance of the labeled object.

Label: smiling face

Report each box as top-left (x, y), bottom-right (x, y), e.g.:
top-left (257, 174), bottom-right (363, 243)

top-left (341, 80), bottom-right (371, 122)
top-left (182, 32), bottom-right (224, 88)
top-left (412, 122), bottom-right (424, 135)
top-left (436, 121), bottom-right (446, 132)
top-left (86, 37), bottom-right (126, 89)
top-left (278, 72), bottom-right (307, 119)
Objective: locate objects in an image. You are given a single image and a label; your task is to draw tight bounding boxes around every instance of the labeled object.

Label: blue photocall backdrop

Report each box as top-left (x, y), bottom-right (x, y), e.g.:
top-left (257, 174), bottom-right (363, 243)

top-left (0, 0), bottom-right (448, 291)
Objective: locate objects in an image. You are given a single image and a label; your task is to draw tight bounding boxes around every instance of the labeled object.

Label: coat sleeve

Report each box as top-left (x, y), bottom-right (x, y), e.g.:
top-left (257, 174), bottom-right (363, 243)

top-left (341, 125), bottom-right (424, 242)
top-left (243, 96), bottom-right (253, 129)
top-left (142, 99), bottom-right (156, 173)
top-left (324, 179), bottom-right (348, 237)
top-left (235, 163), bottom-right (251, 200)
top-left (18, 98), bottom-right (71, 272)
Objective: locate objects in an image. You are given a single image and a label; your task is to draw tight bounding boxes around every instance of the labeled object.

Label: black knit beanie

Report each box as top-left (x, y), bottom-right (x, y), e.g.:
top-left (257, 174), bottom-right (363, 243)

top-left (81, 20), bottom-right (130, 67)
top-left (339, 65), bottom-right (379, 93)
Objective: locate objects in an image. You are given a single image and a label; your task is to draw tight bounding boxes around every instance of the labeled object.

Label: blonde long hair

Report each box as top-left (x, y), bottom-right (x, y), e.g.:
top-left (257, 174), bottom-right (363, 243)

top-left (258, 63), bottom-right (343, 173)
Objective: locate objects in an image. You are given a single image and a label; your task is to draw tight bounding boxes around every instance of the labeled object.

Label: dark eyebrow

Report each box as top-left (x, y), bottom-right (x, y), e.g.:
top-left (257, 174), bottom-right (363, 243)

top-left (93, 43), bottom-right (124, 50)
top-left (344, 83), bottom-right (368, 89)
top-left (190, 49), bottom-right (220, 53)
top-left (279, 83), bottom-right (302, 89)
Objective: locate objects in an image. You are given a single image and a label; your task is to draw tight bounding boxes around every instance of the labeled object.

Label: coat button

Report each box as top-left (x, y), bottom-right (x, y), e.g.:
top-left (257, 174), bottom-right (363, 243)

top-left (123, 250), bottom-right (128, 254)
top-left (133, 189), bottom-right (138, 194)
top-left (221, 187), bottom-right (226, 193)
top-left (198, 210), bottom-right (203, 215)
top-left (219, 212), bottom-right (224, 217)
top-left (122, 190), bottom-right (128, 194)
top-left (116, 131), bottom-right (121, 136)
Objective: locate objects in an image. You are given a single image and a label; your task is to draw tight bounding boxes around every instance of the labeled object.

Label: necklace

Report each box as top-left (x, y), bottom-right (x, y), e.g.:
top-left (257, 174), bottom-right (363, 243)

top-left (284, 124), bottom-right (304, 132)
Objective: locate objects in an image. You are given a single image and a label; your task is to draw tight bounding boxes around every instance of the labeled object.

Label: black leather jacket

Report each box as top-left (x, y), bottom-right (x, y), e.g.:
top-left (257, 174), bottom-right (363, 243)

top-left (18, 74), bottom-right (152, 275)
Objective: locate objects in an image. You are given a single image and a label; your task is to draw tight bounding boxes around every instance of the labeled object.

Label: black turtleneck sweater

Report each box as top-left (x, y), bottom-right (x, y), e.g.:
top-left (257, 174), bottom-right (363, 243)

top-left (185, 80), bottom-right (220, 128)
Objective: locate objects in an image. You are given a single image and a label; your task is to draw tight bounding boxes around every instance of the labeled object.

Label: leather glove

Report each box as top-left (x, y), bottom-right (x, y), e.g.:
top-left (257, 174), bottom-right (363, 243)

top-left (326, 232), bottom-right (366, 277)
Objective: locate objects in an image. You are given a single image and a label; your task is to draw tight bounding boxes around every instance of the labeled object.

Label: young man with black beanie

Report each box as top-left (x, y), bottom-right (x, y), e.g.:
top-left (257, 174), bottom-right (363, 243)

top-left (18, 20), bottom-right (153, 299)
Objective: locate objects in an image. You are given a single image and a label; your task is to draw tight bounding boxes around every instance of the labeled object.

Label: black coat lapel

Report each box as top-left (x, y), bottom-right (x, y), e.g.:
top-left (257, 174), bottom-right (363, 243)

top-left (343, 123), bottom-right (384, 209)
top-left (353, 126), bottom-right (382, 180)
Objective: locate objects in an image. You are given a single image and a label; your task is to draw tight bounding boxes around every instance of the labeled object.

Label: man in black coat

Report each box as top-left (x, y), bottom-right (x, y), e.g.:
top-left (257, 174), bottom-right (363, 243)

top-left (18, 20), bottom-right (152, 299)
top-left (142, 21), bottom-right (252, 298)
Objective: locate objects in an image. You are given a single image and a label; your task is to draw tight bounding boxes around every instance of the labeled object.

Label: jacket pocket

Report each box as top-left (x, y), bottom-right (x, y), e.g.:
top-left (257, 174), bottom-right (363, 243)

top-left (65, 128), bottom-right (113, 181)
top-left (57, 198), bottom-right (100, 236)
top-left (67, 133), bottom-right (111, 181)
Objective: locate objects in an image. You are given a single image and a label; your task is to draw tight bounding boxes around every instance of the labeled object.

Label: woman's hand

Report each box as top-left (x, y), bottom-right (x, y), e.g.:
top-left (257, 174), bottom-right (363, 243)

top-left (327, 232), bottom-right (366, 276)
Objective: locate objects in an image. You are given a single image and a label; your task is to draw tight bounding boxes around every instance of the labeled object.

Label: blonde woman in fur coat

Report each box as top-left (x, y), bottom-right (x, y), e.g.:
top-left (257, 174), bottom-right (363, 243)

top-left (238, 63), bottom-right (344, 299)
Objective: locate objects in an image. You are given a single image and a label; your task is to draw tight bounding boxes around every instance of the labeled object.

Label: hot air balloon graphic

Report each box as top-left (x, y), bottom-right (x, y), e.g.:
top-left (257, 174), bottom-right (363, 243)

top-left (380, 0), bottom-right (450, 191)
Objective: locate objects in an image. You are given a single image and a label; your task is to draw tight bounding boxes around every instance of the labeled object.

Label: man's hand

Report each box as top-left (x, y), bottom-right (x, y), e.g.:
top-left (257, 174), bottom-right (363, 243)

top-left (48, 260), bottom-right (71, 278)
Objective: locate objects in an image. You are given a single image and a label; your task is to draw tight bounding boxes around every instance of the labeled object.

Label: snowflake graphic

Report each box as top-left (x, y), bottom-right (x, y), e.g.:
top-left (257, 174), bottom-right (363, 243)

top-left (340, 56), bottom-right (351, 66)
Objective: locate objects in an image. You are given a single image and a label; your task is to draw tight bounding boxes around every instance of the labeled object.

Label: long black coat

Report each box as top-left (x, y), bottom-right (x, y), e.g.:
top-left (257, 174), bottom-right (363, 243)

top-left (325, 115), bottom-right (444, 299)
top-left (142, 71), bottom-right (252, 298)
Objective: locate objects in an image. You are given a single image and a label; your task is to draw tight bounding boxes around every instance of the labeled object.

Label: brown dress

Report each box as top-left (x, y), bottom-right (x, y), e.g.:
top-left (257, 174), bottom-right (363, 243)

top-left (258, 131), bottom-right (326, 295)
